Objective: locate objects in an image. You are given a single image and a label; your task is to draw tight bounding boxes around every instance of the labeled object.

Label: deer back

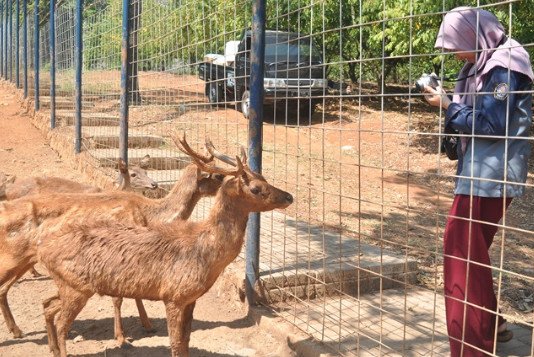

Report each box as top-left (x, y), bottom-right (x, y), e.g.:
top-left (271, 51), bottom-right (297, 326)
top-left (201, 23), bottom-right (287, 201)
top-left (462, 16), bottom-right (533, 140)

top-left (2, 177), bottom-right (101, 201)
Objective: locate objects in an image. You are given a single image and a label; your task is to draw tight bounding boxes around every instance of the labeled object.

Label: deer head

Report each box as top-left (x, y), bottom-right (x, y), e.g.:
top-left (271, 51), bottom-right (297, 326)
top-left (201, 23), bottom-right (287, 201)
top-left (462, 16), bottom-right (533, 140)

top-left (176, 135), bottom-right (293, 212)
top-left (116, 156), bottom-right (158, 191)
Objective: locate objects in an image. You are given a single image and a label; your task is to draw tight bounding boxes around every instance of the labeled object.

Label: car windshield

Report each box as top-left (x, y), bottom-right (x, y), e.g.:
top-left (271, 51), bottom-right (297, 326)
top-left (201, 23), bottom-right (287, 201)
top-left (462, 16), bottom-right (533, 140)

top-left (265, 38), bottom-right (322, 63)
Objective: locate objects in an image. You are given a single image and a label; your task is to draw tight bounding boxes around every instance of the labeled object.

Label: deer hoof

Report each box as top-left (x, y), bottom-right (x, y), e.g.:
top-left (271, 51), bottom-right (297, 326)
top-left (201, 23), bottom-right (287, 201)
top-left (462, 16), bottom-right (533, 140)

top-left (116, 337), bottom-right (133, 349)
top-left (12, 328), bottom-right (23, 339)
top-left (143, 325), bottom-right (156, 333)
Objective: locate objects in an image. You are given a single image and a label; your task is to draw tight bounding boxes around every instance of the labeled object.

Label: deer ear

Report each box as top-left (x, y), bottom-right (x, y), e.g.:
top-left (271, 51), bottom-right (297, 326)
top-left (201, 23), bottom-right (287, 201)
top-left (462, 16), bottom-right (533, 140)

top-left (139, 155), bottom-right (151, 169)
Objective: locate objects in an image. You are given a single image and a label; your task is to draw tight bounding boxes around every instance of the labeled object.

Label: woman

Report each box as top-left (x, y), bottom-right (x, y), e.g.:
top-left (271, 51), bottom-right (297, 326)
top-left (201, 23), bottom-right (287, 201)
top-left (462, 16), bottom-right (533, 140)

top-left (423, 6), bottom-right (533, 357)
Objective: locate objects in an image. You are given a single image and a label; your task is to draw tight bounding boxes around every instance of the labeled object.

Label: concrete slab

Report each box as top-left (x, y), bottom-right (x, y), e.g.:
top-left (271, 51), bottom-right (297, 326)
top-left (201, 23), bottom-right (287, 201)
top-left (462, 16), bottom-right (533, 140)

top-left (89, 148), bottom-right (190, 170)
top-left (56, 111), bottom-right (121, 126)
top-left (256, 212), bottom-right (418, 302)
top-left (82, 126), bottom-right (166, 149)
top-left (38, 96), bottom-right (94, 110)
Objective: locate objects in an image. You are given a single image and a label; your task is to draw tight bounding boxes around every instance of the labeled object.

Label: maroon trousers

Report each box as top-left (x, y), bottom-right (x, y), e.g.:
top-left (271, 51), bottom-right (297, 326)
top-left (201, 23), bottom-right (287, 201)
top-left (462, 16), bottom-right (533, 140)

top-left (443, 195), bottom-right (512, 357)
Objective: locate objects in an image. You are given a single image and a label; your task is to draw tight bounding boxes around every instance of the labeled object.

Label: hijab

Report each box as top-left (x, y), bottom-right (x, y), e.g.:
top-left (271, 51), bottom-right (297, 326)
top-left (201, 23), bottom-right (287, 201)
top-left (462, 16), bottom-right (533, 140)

top-left (434, 6), bottom-right (534, 106)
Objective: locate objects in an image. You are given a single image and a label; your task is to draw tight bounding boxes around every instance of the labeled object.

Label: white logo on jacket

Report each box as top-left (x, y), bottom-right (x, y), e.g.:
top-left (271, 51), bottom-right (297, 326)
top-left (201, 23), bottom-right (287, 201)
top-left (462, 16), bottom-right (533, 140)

top-left (493, 83), bottom-right (509, 100)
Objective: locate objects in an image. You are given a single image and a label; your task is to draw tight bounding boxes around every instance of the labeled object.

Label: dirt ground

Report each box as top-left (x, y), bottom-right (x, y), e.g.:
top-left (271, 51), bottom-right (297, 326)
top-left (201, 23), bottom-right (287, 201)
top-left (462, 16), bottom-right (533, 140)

top-left (1, 70), bottom-right (532, 355)
top-left (0, 81), bottom-right (296, 357)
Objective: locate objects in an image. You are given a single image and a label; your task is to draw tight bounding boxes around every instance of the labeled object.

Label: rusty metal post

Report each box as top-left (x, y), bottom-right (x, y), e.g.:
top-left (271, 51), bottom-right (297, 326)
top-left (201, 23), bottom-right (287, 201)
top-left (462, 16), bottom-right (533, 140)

top-left (22, 0), bottom-right (26, 97)
top-left (0, 0), bottom-right (3, 79)
top-left (74, 0), bottom-right (82, 152)
top-left (49, 0), bottom-right (56, 128)
top-left (14, 0), bottom-right (18, 87)
top-left (33, 0), bottom-right (39, 110)
top-left (119, 0), bottom-right (130, 163)
top-left (245, 0), bottom-right (266, 306)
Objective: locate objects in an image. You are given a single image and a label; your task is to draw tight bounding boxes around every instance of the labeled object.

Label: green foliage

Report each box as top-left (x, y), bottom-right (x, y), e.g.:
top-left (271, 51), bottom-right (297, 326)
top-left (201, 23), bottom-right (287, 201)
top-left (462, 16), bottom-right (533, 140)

top-left (66, 0), bottom-right (534, 84)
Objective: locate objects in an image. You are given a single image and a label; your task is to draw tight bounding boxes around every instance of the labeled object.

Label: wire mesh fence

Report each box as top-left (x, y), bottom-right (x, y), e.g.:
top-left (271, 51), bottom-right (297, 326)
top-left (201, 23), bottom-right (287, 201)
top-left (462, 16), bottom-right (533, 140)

top-left (1, 0), bottom-right (533, 356)
top-left (54, 1), bottom-right (74, 104)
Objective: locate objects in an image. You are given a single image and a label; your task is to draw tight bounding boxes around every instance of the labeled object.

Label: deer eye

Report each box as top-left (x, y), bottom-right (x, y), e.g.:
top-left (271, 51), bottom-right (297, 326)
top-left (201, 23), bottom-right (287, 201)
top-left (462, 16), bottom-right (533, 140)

top-left (130, 173), bottom-right (137, 178)
top-left (250, 186), bottom-right (261, 195)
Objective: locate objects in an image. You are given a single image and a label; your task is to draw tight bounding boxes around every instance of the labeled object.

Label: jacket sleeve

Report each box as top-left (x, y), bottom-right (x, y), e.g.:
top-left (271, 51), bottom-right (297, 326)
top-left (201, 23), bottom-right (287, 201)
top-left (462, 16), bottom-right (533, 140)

top-left (445, 67), bottom-right (522, 137)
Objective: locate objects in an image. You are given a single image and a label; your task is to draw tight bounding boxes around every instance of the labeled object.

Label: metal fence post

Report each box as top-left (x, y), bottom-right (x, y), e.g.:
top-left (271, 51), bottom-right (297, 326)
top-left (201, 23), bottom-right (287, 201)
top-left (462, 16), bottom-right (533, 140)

top-left (49, 0), bottom-right (55, 128)
top-left (74, 0), bottom-right (82, 152)
top-left (3, 0), bottom-right (7, 78)
top-left (119, 0), bottom-right (130, 162)
top-left (33, 0), bottom-right (39, 110)
top-left (0, 0), bottom-right (3, 79)
top-left (245, 0), bottom-right (266, 306)
top-left (8, 0), bottom-right (11, 81)
top-left (22, 0), bottom-right (26, 97)
top-left (15, 0), bottom-right (18, 87)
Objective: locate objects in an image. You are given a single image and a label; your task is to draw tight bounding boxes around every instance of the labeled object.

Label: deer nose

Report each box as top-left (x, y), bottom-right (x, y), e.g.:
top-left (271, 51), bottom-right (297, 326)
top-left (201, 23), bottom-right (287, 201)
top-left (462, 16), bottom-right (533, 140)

top-left (285, 193), bottom-right (293, 204)
top-left (151, 182), bottom-right (159, 189)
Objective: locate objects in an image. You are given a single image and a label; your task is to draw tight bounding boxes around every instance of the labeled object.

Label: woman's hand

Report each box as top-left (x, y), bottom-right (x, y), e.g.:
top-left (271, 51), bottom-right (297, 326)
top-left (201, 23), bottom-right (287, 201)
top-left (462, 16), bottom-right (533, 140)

top-left (424, 86), bottom-right (451, 110)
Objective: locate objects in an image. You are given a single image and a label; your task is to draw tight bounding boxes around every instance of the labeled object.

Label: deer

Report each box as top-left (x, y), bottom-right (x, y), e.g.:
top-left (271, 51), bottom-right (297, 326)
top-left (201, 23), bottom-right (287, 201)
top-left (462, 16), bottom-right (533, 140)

top-left (0, 156), bottom-right (158, 278)
top-left (0, 141), bottom-right (224, 346)
top-left (36, 136), bottom-right (293, 357)
top-left (0, 155), bottom-right (158, 201)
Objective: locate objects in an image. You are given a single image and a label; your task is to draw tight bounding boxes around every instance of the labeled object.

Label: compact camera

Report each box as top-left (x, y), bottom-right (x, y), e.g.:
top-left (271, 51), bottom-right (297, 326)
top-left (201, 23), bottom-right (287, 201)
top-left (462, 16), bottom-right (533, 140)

top-left (414, 73), bottom-right (440, 92)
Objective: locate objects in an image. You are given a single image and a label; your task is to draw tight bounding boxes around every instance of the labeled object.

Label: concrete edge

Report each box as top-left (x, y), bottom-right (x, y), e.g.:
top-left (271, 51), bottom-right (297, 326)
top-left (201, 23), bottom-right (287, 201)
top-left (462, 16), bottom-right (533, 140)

top-left (215, 261), bottom-right (338, 357)
top-left (248, 304), bottom-right (338, 357)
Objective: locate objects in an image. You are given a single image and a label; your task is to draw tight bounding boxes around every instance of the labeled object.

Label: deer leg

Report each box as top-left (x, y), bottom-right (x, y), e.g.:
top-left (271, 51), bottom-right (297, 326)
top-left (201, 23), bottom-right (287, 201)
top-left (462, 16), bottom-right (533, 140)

top-left (112, 296), bottom-right (129, 347)
top-left (0, 263), bottom-right (33, 338)
top-left (56, 286), bottom-right (91, 357)
top-left (182, 301), bottom-right (195, 346)
top-left (135, 298), bottom-right (154, 331)
top-left (43, 294), bottom-right (61, 355)
top-left (164, 300), bottom-right (196, 357)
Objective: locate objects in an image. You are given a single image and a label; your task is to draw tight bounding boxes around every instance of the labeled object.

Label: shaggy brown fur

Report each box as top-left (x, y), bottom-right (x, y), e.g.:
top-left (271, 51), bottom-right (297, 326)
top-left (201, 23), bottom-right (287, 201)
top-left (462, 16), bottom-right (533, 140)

top-left (37, 153), bottom-right (293, 357)
top-left (0, 150), bottom-right (223, 345)
top-left (0, 159), bottom-right (155, 280)
top-left (0, 155), bottom-right (157, 201)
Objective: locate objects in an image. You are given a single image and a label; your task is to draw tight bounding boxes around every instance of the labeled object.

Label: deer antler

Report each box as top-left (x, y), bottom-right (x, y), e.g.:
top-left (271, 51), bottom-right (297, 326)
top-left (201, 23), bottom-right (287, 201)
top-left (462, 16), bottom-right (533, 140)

top-left (205, 139), bottom-right (248, 167)
top-left (205, 139), bottom-right (237, 167)
top-left (173, 134), bottom-right (242, 177)
top-left (172, 134), bottom-right (213, 163)
top-left (239, 146), bottom-right (247, 164)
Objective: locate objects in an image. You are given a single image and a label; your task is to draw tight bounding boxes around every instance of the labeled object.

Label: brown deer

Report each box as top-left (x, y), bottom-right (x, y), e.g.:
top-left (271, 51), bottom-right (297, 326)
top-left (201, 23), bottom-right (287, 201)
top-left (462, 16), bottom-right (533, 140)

top-left (0, 155), bottom-right (158, 201)
top-left (0, 142), bottom-right (223, 345)
top-left (36, 137), bottom-right (293, 357)
top-left (0, 157), bottom-right (157, 279)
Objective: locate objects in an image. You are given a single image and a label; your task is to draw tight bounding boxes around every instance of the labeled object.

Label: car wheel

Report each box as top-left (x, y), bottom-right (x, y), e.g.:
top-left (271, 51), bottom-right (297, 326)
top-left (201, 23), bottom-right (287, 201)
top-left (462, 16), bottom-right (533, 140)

top-left (241, 90), bottom-right (250, 118)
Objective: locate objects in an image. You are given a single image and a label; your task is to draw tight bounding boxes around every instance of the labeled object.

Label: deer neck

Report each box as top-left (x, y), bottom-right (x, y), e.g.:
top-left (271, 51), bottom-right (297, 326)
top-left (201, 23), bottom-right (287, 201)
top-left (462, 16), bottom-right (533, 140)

top-left (154, 174), bottom-right (201, 223)
top-left (204, 190), bottom-right (250, 260)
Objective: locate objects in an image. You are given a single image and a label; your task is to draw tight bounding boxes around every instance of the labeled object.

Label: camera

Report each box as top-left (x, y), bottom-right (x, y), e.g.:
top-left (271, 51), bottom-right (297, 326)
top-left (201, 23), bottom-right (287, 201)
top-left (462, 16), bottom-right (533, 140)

top-left (414, 73), bottom-right (440, 92)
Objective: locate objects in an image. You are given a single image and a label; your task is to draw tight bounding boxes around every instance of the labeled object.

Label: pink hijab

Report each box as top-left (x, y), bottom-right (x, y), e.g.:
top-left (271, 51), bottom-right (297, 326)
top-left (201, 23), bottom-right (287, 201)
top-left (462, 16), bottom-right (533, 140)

top-left (435, 6), bottom-right (534, 106)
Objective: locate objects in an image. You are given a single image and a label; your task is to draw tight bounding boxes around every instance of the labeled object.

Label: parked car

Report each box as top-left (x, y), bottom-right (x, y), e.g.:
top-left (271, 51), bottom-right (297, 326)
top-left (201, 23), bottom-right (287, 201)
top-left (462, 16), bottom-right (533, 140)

top-left (198, 30), bottom-right (327, 118)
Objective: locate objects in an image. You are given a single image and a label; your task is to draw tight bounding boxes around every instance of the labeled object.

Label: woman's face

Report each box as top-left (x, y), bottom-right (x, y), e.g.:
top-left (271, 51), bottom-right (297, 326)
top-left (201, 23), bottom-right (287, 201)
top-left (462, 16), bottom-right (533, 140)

top-left (454, 51), bottom-right (477, 63)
